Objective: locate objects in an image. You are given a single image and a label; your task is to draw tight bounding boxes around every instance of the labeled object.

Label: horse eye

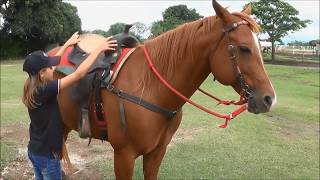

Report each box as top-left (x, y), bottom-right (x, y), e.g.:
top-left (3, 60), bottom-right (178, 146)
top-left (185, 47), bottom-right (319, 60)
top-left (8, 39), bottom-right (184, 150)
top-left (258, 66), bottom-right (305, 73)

top-left (239, 46), bottom-right (251, 54)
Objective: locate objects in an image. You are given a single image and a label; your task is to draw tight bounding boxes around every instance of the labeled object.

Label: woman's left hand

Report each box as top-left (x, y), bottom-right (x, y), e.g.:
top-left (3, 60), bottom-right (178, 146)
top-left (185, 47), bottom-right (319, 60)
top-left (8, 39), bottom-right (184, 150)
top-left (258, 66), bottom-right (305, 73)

top-left (65, 32), bottom-right (80, 46)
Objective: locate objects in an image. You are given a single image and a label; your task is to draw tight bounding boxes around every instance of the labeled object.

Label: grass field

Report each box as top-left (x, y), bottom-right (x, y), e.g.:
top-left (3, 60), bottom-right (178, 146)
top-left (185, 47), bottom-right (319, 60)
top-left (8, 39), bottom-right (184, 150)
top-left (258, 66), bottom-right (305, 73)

top-left (1, 61), bottom-right (319, 179)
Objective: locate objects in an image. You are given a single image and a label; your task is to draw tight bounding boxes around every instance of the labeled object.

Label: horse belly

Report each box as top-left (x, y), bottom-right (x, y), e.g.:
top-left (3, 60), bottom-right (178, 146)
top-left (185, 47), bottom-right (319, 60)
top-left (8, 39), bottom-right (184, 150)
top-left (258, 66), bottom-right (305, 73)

top-left (58, 88), bottom-right (81, 131)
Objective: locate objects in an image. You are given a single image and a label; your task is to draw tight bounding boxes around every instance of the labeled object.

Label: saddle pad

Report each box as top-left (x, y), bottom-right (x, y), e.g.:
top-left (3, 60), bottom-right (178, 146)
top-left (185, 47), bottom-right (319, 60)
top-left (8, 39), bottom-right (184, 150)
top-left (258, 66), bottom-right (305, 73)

top-left (60, 46), bottom-right (75, 66)
top-left (55, 66), bottom-right (75, 75)
top-left (109, 48), bottom-right (136, 84)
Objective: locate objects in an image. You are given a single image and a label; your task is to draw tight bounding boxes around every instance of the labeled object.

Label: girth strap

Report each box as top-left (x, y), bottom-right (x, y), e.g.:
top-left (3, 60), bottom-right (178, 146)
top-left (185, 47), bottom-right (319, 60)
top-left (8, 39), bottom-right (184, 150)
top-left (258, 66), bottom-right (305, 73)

top-left (93, 71), bottom-right (108, 140)
top-left (104, 84), bottom-right (177, 130)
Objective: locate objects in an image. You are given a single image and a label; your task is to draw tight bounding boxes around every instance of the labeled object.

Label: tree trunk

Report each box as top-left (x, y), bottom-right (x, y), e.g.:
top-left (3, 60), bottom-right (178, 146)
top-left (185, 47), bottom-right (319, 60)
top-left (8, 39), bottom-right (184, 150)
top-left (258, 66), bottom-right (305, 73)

top-left (271, 41), bottom-right (275, 61)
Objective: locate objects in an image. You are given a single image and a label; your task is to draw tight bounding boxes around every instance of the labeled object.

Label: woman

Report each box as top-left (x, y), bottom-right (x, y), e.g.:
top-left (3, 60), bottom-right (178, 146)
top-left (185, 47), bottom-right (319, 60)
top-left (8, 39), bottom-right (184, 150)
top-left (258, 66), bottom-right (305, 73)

top-left (22, 32), bottom-right (117, 179)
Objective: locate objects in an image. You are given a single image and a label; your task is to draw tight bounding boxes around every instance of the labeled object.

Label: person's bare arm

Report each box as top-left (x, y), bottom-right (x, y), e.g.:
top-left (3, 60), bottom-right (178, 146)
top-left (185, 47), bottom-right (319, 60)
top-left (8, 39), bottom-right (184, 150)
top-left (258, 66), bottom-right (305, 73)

top-left (55, 32), bottom-right (80, 56)
top-left (59, 36), bottom-right (117, 91)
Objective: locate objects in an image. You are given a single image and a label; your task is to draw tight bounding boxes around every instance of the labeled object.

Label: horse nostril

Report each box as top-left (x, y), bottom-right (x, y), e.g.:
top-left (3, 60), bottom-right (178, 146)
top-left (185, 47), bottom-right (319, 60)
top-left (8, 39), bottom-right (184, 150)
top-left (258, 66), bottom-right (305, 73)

top-left (263, 96), bottom-right (273, 107)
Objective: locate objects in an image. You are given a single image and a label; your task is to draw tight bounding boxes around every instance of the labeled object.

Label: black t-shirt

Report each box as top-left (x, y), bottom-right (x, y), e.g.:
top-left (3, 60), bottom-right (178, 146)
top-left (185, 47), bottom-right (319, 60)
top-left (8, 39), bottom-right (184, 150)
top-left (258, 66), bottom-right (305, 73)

top-left (27, 80), bottom-right (64, 157)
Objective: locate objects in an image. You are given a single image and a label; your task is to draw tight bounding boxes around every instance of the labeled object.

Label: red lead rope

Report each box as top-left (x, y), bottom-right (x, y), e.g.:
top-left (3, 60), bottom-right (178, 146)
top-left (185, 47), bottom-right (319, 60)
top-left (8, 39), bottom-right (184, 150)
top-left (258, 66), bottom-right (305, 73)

top-left (143, 46), bottom-right (247, 128)
top-left (198, 88), bottom-right (247, 106)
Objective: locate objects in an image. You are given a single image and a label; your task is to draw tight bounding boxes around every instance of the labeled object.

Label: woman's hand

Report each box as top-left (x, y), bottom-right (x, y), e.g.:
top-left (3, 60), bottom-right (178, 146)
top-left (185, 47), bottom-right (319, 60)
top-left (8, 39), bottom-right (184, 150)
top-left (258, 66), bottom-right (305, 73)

top-left (54, 32), bottom-right (81, 56)
top-left (97, 36), bottom-right (118, 52)
top-left (65, 32), bottom-right (80, 47)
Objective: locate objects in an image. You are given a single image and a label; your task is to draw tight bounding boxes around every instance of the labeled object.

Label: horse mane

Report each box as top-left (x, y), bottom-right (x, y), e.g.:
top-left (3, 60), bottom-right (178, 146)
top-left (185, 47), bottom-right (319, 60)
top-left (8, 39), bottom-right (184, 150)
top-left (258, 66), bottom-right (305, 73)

top-left (142, 18), bottom-right (212, 91)
top-left (140, 12), bottom-right (260, 92)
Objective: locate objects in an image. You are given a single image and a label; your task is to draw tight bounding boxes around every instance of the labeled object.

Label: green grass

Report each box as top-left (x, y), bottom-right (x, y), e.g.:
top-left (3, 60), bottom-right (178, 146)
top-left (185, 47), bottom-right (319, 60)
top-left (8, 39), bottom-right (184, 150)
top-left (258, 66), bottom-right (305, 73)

top-left (0, 62), bottom-right (29, 125)
top-left (0, 140), bottom-right (19, 170)
top-left (1, 62), bottom-right (319, 179)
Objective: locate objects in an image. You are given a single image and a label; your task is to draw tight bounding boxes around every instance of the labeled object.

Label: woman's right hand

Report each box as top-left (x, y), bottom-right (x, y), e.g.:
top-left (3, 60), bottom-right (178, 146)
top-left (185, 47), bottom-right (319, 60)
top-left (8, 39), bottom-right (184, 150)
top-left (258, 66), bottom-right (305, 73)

top-left (65, 32), bottom-right (81, 46)
top-left (97, 36), bottom-right (118, 52)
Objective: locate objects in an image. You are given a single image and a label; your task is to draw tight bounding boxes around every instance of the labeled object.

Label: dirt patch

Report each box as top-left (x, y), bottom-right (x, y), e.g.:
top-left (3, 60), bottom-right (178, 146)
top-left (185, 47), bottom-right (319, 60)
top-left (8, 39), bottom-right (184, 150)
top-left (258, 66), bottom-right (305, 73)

top-left (1, 124), bottom-right (202, 179)
top-left (274, 122), bottom-right (319, 141)
top-left (1, 124), bottom-right (110, 180)
top-left (0, 124), bottom-right (29, 143)
top-left (265, 114), bottom-right (320, 141)
top-left (169, 127), bottom-right (204, 147)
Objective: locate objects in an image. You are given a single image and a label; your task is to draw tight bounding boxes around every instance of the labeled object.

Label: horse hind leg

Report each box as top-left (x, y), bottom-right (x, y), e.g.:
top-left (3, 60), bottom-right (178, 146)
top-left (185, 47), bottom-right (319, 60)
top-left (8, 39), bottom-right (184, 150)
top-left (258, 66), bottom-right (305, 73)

top-left (61, 128), bottom-right (79, 175)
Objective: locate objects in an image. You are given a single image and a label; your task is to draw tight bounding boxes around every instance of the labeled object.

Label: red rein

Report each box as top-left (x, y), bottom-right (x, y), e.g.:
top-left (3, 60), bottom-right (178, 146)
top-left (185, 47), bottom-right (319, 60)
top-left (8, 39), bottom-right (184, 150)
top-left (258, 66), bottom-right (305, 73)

top-left (142, 46), bottom-right (247, 128)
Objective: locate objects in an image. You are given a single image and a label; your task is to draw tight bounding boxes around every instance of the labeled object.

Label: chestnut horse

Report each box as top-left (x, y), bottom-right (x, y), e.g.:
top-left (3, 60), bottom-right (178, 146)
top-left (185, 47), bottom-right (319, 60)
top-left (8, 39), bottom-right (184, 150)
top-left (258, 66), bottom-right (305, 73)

top-left (52, 1), bottom-right (276, 179)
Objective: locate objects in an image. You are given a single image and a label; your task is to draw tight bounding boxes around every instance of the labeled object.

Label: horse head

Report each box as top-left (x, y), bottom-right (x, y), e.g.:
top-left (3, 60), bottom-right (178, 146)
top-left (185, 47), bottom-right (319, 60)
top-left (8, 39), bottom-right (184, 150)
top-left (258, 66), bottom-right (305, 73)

top-left (209, 0), bottom-right (276, 114)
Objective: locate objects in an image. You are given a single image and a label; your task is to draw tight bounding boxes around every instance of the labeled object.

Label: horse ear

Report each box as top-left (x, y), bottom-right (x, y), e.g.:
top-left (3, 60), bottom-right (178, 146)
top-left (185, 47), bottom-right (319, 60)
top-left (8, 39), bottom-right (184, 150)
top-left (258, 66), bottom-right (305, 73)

top-left (212, 0), bottom-right (232, 24)
top-left (242, 4), bottom-right (252, 15)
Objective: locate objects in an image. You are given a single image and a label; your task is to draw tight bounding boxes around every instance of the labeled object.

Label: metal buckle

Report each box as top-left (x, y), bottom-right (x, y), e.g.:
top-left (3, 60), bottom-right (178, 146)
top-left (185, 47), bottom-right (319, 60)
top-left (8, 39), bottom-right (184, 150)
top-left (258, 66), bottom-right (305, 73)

top-left (228, 45), bottom-right (236, 59)
top-left (106, 84), bottom-right (114, 92)
top-left (232, 23), bottom-right (238, 29)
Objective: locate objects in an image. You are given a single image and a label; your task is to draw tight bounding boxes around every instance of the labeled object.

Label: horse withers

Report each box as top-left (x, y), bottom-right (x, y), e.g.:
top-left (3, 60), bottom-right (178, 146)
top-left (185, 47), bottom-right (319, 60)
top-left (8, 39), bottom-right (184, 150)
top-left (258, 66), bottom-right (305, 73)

top-left (51, 0), bottom-right (276, 179)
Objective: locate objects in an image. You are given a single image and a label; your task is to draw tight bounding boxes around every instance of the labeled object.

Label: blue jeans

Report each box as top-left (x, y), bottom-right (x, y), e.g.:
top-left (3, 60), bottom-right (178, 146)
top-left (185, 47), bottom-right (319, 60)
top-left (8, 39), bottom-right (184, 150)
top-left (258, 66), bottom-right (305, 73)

top-left (28, 150), bottom-right (62, 180)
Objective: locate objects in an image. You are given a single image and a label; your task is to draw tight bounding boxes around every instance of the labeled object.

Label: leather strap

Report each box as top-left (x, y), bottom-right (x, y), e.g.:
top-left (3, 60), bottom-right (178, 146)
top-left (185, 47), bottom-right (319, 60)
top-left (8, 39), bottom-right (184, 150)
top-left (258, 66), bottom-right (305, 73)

top-left (104, 84), bottom-right (177, 131)
top-left (119, 97), bottom-right (126, 131)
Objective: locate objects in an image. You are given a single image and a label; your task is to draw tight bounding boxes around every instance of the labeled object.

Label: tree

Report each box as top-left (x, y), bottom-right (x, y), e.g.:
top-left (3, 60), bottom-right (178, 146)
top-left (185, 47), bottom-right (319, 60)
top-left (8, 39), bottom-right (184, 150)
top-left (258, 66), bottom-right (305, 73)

top-left (106, 22), bottom-right (148, 41)
top-left (288, 40), bottom-right (308, 46)
top-left (91, 29), bottom-right (110, 37)
top-left (309, 40), bottom-right (320, 47)
top-left (150, 5), bottom-right (203, 37)
top-left (248, 0), bottom-right (311, 60)
top-left (0, 0), bottom-right (81, 54)
top-left (130, 22), bottom-right (149, 41)
top-left (107, 22), bottom-right (126, 35)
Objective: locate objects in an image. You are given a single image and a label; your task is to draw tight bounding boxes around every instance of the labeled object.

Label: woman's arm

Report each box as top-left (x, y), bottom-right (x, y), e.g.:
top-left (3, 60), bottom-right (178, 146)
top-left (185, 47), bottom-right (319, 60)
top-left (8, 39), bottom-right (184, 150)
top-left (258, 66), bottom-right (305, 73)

top-left (55, 32), bottom-right (80, 56)
top-left (59, 36), bottom-right (117, 91)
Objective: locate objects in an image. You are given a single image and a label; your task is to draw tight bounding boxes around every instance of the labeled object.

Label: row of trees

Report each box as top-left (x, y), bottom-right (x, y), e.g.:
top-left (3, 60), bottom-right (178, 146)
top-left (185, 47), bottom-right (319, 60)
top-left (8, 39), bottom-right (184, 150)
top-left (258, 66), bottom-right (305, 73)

top-left (1, 0), bottom-right (311, 60)
top-left (287, 40), bottom-right (320, 47)
top-left (87, 5), bottom-right (202, 40)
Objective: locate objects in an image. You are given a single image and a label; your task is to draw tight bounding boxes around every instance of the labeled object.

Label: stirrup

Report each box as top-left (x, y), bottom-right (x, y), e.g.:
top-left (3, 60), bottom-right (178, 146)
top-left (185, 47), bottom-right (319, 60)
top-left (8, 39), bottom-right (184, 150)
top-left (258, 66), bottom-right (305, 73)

top-left (78, 108), bottom-right (92, 139)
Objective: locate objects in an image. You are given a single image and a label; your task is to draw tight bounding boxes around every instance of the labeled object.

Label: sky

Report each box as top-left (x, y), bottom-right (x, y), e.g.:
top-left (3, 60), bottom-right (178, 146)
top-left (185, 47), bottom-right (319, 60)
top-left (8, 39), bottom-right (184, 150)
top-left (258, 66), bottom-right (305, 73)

top-left (67, 1), bottom-right (319, 44)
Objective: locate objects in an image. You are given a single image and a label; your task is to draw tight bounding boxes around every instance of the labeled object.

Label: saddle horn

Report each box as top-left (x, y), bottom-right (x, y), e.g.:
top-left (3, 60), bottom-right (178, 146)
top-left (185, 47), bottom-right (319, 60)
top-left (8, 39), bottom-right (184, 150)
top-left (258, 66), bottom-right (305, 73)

top-left (124, 24), bottom-right (133, 34)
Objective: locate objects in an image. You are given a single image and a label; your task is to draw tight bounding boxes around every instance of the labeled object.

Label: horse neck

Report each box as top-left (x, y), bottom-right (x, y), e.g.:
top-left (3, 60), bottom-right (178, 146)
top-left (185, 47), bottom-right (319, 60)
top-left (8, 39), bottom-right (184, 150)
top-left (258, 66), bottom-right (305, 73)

top-left (144, 17), bottom-right (224, 108)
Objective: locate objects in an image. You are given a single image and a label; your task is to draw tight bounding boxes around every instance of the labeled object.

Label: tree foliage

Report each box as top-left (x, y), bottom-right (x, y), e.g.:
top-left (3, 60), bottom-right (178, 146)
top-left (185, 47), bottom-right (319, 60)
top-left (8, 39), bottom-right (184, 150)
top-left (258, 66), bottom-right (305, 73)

top-left (91, 29), bottom-right (109, 37)
top-left (287, 40), bottom-right (309, 46)
top-left (103, 22), bottom-right (148, 41)
top-left (150, 5), bottom-right (203, 37)
top-left (130, 22), bottom-right (149, 41)
top-left (0, 0), bottom-right (81, 56)
top-left (248, 0), bottom-right (311, 60)
top-left (308, 40), bottom-right (320, 47)
top-left (107, 22), bottom-right (126, 36)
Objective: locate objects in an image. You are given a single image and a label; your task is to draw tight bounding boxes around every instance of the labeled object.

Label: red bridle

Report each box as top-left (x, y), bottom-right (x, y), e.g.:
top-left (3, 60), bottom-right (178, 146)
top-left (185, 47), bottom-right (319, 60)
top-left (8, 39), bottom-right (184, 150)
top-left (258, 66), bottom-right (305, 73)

top-left (142, 20), bottom-right (254, 128)
top-left (143, 50), bottom-right (247, 128)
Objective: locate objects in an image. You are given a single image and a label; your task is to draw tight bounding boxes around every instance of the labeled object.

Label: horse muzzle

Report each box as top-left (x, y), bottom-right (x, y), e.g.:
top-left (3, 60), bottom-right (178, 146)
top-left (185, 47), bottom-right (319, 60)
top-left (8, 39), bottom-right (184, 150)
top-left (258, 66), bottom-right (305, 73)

top-left (247, 91), bottom-right (276, 114)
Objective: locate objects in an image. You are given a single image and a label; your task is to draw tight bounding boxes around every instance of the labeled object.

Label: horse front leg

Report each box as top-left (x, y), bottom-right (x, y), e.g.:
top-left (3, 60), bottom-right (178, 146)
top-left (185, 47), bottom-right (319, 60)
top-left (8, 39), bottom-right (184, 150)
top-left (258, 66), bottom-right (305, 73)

top-left (114, 147), bottom-right (136, 180)
top-left (143, 111), bottom-right (183, 180)
top-left (143, 144), bottom-right (168, 180)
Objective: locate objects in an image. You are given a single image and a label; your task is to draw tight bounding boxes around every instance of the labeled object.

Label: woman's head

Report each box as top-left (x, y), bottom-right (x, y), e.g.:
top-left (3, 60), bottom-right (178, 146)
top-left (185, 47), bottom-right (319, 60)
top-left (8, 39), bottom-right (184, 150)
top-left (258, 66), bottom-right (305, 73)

top-left (23, 50), bottom-right (60, 79)
top-left (22, 51), bottom-right (60, 108)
